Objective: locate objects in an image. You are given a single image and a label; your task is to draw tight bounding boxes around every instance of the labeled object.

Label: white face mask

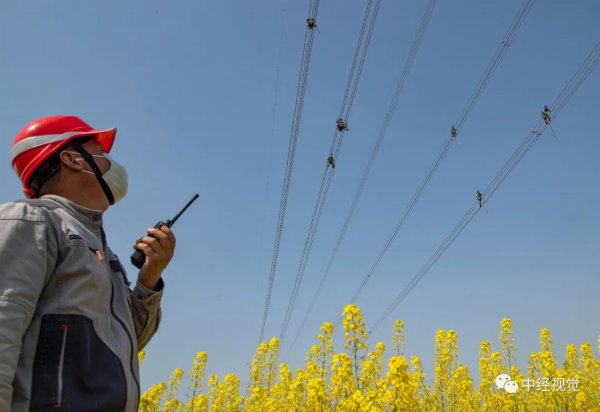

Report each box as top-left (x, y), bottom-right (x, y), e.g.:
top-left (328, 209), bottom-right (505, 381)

top-left (96, 154), bottom-right (128, 204)
top-left (68, 152), bottom-right (129, 204)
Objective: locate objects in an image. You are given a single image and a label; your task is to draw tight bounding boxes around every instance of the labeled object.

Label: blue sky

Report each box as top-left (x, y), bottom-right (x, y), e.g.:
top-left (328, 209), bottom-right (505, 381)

top-left (1, 0), bottom-right (599, 392)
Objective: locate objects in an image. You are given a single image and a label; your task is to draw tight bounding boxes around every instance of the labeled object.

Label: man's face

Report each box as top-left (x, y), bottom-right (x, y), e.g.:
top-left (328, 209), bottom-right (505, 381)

top-left (48, 136), bottom-right (118, 210)
top-left (76, 138), bottom-right (111, 175)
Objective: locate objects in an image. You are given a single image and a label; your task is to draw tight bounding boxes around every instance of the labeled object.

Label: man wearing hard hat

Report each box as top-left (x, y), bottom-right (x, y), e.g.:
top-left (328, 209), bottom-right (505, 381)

top-left (0, 115), bottom-right (176, 411)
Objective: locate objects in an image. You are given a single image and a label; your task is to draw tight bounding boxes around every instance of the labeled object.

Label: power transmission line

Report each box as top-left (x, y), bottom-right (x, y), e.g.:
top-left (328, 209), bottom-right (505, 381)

top-left (279, 0), bottom-right (383, 343)
top-left (286, 0), bottom-right (437, 355)
top-left (259, 0), bottom-right (321, 343)
top-left (369, 40), bottom-right (600, 334)
top-left (341, 0), bottom-right (536, 316)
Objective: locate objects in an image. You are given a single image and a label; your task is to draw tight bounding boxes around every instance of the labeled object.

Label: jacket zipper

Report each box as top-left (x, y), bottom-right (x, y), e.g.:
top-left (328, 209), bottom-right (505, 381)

top-left (102, 226), bottom-right (140, 407)
top-left (109, 280), bottom-right (140, 407)
top-left (53, 324), bottom-right (68, 407)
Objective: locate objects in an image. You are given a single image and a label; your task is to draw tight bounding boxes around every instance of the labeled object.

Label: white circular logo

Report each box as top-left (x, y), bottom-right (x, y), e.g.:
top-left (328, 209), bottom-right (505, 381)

top-left (495, 374), bottom-right (519, 393)
top-left (504, 380), bottom-right (519, 394)
top-left (495, 374), bottom-right (511, 389)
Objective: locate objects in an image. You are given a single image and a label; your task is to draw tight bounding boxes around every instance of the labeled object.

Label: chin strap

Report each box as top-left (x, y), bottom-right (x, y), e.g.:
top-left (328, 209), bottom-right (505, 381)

top-left (71, 142), bottom-right (115, 205)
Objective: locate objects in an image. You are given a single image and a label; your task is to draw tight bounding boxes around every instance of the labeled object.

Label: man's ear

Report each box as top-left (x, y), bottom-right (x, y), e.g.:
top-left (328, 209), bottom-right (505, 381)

top-left (58, 149), bottom-right (86, 171)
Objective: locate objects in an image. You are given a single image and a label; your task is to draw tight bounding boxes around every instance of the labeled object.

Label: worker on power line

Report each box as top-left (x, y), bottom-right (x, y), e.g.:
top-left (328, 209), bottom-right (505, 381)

top-left (326, 154), bottom-right (335, 169)
top-left (1, 115), bottom-right (177, 411)
top-left (541, 105), bottom-right (552, 124)
top-left (306, 18), bottom-right (317, 30)
top-left (476, 190), bottom-right (483, 208)
top-left (336, 118), bottom-right (348, 132)
top-left (450, 126), bottom-right (457, 138)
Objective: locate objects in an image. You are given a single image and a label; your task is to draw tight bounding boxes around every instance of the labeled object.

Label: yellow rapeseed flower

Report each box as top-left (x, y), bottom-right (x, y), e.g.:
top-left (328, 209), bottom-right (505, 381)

top-left (331, 353), bottom-right (354, 403)
top-left (138, 307), bottom-right (598, 412)
top-left (391, 319), bottom-right (405, 356)
top-left (384, 355), bottom-right (418, 410)
top-left (138, 382), bottom-right (167, 412)
top-left (499, 317), bottom-right (516, 371)
top-left (163, 368), bottom-right (184, 409)
top-left (188, 352), bottom-right (208, 411)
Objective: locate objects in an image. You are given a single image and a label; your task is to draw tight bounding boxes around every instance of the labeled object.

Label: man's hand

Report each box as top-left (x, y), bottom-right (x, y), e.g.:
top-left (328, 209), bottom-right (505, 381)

top-left (133, 226), bottom-right (176, 290)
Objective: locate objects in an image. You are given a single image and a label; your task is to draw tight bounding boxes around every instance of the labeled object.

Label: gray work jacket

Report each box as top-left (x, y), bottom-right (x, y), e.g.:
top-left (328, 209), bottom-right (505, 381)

top-left (0, 195), bottom-right (163, 411)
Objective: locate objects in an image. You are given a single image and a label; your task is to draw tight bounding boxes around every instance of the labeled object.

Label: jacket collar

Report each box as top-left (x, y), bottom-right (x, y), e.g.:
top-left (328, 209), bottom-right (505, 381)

top-left (41, 194), bottom-right (104, 231)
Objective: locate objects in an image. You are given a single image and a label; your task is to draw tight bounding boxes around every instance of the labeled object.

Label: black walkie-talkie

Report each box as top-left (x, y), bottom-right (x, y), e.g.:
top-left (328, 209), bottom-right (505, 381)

top-left (130, 194), bottom-right (199, 268)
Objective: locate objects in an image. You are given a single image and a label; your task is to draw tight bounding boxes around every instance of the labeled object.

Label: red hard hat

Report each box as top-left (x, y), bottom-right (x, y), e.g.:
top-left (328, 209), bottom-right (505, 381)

top-left (11, 115), bottom-right (117, 198)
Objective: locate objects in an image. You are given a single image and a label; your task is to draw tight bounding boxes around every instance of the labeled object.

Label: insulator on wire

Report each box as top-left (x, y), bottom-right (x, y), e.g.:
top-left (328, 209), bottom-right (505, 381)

top-left (336, 118), bottom-right (348, 132)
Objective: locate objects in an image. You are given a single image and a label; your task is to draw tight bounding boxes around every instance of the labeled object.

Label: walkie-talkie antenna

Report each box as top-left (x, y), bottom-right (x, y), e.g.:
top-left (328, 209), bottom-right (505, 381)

top-left (170, 194), bottom-right (199, 226)
top-left (130, 193), bottom-right (200, 268)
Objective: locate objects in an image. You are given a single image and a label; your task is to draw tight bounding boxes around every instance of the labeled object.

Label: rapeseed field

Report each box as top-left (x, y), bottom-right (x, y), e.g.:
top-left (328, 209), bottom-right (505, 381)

top-left (138, 305), bottom-right (599, 411)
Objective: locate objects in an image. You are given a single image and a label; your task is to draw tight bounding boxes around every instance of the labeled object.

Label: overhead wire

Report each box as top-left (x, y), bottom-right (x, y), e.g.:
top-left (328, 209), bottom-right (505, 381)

top-left (369, 40), bottom-right (600, 334)
top-left (340, 0), bottom-right (536, 315)
top-left (286, 0), bottom-right (437, 355)
top-left (259, 0), bottom-right (321, 343)
top-left (339, 0), bottom-right (383, 130)
top-left (258, 0), bottom-right (288, 256)
top-left (279, 0), bottom-right (383, 343)
top-left (339, 0), bottom-right (375, 120)
top-left (455, 0), bottom-right (535, 130)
